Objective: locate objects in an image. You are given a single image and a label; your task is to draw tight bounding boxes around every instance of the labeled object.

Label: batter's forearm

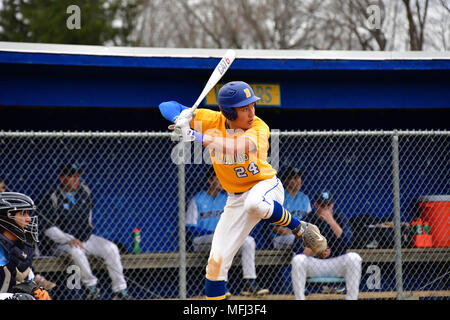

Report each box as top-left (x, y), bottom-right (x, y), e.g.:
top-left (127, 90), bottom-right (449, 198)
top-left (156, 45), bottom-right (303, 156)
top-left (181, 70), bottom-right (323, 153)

top-left (202, 135), bottom-right (256, 154)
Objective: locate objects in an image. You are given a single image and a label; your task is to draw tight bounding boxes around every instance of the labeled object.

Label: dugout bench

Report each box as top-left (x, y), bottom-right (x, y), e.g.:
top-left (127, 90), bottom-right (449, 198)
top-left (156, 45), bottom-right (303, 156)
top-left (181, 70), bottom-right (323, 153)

top-left (33, 248), bottom-right (450, 300)
top-left (33, 247), bottom-right (450, 272)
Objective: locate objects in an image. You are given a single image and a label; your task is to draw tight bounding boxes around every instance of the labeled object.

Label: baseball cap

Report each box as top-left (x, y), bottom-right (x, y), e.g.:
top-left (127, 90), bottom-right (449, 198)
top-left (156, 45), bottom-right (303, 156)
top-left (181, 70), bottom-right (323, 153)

top-left (59, 163), bottom-right (84, 176)
top-left (314, 191), bottom-right (334, 206)
top-left (280, 166), bottom-right (304, 181)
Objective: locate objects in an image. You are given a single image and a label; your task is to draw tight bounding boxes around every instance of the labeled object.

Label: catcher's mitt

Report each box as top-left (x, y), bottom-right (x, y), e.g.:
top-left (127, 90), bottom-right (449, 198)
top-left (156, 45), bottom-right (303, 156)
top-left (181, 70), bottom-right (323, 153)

top-left (292, 222), bottom-right (328, 257)
top-left (11, 280), bottom-right (51, 300)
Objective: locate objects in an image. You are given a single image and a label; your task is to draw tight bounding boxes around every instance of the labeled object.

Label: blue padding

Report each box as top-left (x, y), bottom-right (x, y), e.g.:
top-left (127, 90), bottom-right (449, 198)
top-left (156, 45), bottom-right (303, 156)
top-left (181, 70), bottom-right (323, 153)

top-left (307, 277), bottom-right (345, 284)
top-left (1, 52), bottom-right (449, 70)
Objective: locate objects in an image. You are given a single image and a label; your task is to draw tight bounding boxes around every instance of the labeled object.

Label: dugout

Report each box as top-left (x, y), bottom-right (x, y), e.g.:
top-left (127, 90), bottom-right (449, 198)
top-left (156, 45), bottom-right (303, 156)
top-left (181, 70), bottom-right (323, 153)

top-left (0, 42), bottom-right (449, 132)
top-left (0, 42), bottom-right (449, 254)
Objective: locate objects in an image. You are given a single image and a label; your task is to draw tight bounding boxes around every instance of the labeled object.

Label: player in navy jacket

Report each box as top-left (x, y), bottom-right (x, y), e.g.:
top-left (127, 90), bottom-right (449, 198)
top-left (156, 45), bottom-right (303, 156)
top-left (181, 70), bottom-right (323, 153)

top-left (291, 192), bottom-right (362, 300)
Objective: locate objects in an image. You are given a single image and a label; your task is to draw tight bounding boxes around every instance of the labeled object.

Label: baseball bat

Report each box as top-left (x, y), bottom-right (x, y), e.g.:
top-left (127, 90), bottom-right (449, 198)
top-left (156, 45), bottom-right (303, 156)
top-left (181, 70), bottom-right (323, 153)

top-left (169, 49), bottom-right (236, 130)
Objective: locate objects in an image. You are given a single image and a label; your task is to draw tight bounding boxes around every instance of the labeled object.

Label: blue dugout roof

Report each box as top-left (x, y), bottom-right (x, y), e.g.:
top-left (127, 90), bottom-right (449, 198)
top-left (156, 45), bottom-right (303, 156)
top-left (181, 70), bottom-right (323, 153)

top-left (1, 41), bottom-right (450, 70)
top-left (0, 42), bottom-right (449, 110)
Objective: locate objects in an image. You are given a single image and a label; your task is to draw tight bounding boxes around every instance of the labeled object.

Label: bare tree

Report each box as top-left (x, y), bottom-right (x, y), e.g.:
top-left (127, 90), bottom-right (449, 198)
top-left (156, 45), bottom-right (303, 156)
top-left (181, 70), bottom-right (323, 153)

top-left (132, 0), bottom-right (446, 51)
top-left (426, 0), bottom-right (450, 50)
top-left (402, 0), bottom-right (430, 50)
top-left (439, 0), bottom-right (450, 13)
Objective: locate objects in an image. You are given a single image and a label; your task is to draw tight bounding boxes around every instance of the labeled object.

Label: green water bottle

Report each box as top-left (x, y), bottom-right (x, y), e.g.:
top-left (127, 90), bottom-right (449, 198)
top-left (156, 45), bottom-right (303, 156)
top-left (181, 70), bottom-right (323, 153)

top-left (423, 222), bottom-right (430, 235)
top-left (415, 218), bottom-right (423, 235)
top-left (132, 228), bottom-right (141, 254)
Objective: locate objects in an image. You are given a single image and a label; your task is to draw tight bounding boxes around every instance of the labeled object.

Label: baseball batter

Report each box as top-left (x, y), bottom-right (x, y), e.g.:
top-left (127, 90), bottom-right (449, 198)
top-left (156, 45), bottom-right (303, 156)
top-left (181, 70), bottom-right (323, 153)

top-left (159, 81), bottom-right (327, 300)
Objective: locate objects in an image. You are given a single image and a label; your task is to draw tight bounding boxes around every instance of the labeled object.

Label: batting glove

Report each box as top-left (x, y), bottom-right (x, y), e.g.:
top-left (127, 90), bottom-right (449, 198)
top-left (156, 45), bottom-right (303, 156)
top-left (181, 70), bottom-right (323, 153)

top-left (180, 108), bottom-right (195, 121)
top-left (168, 108), bottom-right (195, 131)
top-left (177, 127), bottom-right (203, 143)
top-left (170, 123), bottom-right (203, 143)
top-left (174, 117), bottom-right (191, 130)
top-left (174, 108), bottom-right (195, 127)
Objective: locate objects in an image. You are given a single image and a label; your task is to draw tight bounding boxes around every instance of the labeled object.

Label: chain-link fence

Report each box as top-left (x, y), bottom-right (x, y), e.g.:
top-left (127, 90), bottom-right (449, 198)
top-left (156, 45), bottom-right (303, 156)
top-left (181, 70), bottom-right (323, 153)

top-left (0, 130), bottom-right (448, 300)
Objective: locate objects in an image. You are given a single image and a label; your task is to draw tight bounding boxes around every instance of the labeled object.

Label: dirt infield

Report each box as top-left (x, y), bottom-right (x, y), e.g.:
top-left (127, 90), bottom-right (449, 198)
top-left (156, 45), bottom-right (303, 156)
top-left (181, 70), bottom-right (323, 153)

top-left (163, 290), bottom-right (450, 300)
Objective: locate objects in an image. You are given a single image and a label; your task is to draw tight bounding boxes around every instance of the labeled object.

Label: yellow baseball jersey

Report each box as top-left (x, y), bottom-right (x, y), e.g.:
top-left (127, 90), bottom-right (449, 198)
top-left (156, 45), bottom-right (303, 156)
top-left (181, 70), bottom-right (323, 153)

top-left (191, 109), bottom-right (277, 193)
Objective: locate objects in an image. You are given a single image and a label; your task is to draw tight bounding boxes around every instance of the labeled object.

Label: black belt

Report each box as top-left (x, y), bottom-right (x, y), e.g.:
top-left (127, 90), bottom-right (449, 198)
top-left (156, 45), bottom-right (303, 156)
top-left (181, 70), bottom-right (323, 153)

top-left (231, 192), bottom-right (244, 195)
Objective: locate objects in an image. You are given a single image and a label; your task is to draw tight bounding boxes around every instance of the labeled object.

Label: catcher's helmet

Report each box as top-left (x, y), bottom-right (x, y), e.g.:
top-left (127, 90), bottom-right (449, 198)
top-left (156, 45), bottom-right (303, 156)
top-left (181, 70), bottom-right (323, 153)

top-left (0, 192), bottom-right (38, 243)
top-left (218, 81), bottom-right (260, 120)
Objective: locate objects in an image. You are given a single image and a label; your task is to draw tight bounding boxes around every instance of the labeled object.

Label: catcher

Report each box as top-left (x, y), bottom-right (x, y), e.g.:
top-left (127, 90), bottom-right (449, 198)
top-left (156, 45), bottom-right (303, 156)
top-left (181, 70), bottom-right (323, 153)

top-left (0, 192), bottom-right (51, 300)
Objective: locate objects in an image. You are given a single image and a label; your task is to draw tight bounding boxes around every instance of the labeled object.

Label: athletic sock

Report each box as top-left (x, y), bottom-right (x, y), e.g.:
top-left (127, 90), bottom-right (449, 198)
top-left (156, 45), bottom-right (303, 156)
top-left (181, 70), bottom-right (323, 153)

top-left (205, 279), bottom-right (226, 300)
top-left (266, 200), bottom-right (300, 230)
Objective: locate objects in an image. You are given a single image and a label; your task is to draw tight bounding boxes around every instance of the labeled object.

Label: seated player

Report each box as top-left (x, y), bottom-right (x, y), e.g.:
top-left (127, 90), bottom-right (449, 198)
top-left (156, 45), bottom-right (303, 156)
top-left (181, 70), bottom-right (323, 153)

top-left (39, 164), bottom-right (130, 300)
top-left (291, 192), bottom-right (362, 300)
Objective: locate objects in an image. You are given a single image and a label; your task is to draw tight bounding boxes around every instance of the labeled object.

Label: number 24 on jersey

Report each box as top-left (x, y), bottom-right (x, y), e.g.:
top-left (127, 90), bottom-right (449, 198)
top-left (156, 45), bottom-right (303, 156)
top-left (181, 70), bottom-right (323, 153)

top-left (234, 162), bottom-right (260, 178)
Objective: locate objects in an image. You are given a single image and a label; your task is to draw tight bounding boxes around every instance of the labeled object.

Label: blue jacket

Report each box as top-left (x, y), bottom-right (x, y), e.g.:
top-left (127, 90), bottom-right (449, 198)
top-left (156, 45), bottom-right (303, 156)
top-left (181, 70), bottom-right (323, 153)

top-left (185, 190), bottom-right (228, 238)
top-left (39, 184), bottom-right (94, 244)
top-left (0, 234), bottom-right (35, 292)
top-left (283, 191), bottom-right (312, 221)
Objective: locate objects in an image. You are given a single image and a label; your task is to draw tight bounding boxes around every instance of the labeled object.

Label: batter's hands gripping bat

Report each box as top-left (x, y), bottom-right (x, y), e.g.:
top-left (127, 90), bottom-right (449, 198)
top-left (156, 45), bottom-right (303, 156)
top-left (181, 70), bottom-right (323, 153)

top-left (168, 49), bottom-right (236, 131)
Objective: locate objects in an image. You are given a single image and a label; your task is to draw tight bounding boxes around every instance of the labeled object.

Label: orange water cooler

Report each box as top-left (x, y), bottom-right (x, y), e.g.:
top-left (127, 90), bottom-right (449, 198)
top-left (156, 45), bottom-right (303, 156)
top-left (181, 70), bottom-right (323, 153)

top-left (417, 195), bottom-right (450, 248)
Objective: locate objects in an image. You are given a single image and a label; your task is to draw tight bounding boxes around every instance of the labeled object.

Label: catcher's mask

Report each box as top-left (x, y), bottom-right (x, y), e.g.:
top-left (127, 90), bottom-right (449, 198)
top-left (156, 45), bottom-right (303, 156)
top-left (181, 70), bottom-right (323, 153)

top-left (0, 192), bottom-right (39, 243)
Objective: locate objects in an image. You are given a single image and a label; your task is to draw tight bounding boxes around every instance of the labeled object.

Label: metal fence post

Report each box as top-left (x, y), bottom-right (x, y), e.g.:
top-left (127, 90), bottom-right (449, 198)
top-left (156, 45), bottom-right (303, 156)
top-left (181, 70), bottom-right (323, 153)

top-left (391, 131), bottom-right (404, 300)
top-left (177, 149), bottom-right (187, 300)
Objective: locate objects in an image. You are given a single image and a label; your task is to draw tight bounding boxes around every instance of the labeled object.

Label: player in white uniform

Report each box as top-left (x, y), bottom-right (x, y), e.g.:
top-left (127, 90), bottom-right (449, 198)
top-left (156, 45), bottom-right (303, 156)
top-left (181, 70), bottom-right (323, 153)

top-left (186, 167), bottom-right (268, 296)
top-left (39, 164), bottom-right (130, 300)
top-left (159, 81), bottom-right (327, 300)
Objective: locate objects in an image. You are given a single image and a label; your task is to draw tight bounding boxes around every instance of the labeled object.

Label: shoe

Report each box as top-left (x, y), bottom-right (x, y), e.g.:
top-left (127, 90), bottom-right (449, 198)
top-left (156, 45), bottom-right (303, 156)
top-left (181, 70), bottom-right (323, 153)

top-left (34, 274), bottom-right (56, 291)
top-left (240, 279), bottom-right (269, 296)
top-left (86, 285), bottom-right (100, 300)
top-left (291, 221), bottom-right (309, 238)
top-left (322, 285), bottom-right (346, 294)
top-left (112, 289), bottom-right (131, 300)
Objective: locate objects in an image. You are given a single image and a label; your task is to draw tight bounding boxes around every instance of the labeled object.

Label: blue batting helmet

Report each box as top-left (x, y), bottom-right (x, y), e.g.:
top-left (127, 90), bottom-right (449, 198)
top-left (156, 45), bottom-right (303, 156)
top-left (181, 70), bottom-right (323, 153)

top-left (218, 81), bottom-right (260, 120)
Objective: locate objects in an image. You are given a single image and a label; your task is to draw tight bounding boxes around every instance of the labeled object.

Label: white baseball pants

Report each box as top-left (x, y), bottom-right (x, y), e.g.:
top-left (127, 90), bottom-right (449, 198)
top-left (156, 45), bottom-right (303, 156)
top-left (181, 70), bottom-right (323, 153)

top-left (206, 176), bottom-right (284, 281)
top-left (291, 252), bottom-right (362, 300)
top-left (193, 234), bottom-right (257, 280)
top-left (54, 234), bottom-right (127, 292)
